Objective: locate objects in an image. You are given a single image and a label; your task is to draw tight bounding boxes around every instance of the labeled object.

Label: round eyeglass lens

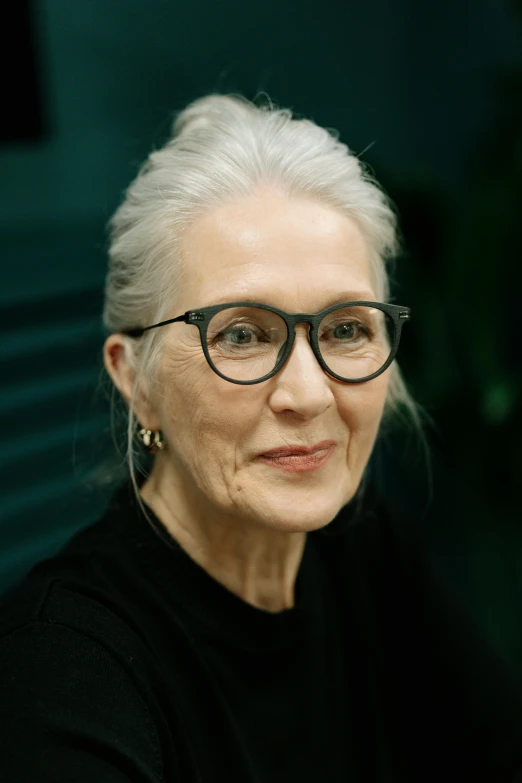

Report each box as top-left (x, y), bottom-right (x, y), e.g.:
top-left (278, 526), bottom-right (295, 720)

top-left (205, 305), bottom-right (395, 382)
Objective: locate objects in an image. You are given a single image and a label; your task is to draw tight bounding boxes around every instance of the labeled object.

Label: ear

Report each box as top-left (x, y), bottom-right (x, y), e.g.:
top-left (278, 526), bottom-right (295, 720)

top-left (103, 334), bottom-right (162, 431)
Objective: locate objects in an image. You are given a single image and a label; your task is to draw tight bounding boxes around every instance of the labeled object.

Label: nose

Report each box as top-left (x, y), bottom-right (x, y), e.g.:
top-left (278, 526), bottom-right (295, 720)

top-left (269, 322), bottom-right (333, 415)
top-left (280, 322), bottom-right (326, 380)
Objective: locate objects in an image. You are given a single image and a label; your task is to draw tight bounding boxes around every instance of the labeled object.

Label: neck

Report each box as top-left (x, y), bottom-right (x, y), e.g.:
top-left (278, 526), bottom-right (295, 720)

top-left (139, 455), bottom-right (306, 613)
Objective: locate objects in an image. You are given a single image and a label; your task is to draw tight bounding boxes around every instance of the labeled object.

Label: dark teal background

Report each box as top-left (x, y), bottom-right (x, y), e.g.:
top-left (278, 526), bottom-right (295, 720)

top-left (1, 1), bottom-right (521, 681)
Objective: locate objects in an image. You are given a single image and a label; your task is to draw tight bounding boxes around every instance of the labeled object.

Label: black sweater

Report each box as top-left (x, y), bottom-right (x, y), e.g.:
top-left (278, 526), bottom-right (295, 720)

top-left (0, 476), bottom-right (521, 782)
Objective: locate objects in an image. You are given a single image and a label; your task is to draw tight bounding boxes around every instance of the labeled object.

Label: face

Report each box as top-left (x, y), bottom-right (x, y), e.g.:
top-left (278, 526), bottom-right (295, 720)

top-left (137, 186), bottom-right (389, 534)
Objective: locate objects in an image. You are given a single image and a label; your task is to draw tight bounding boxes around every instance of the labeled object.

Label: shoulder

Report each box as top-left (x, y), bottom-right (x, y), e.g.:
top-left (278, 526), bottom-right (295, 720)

top-left (0, 613), bottom-right (164, 781)
top-left (320, 492), bottom-right (522, 780)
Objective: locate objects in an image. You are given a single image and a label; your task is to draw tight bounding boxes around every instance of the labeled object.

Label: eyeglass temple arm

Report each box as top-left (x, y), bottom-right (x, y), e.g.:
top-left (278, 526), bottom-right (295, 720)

top-left (121, 313), bottom-right (188, 338)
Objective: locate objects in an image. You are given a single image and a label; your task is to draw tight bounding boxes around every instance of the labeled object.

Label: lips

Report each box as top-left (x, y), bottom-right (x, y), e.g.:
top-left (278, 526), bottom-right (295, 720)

top-left (260, 440), bottom-right (336, 458)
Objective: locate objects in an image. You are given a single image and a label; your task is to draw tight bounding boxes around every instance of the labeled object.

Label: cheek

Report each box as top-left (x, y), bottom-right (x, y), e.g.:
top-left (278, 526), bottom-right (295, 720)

top-left (337, 381), bottom-right (387, 481)
top-left (339, 376), bottom-right (388, 429)
top-left (153, 351), bottom-right (207, 433)
top-left (159, 349), bottom-right (256, 447)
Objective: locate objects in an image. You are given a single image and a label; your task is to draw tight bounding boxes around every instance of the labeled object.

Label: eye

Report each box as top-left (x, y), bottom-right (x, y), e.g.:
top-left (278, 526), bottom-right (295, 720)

top-left (324, 320), bottom-right (369, 342)
top-left (216, 323), bottom-right (268, 345)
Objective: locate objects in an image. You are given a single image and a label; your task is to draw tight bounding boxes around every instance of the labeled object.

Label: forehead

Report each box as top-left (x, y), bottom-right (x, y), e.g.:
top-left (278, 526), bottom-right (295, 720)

top-left (179, 188), bottom-right (374, 307)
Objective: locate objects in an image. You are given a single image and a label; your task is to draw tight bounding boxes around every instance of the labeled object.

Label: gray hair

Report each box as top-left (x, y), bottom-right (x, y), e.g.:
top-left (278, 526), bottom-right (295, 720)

top-left (100, 92), bottom-right (432, 527)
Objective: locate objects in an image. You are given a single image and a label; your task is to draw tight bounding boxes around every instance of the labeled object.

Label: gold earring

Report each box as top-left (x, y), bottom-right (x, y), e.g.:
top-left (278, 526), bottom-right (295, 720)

top-left (138, 427), bottom-right (166, 453)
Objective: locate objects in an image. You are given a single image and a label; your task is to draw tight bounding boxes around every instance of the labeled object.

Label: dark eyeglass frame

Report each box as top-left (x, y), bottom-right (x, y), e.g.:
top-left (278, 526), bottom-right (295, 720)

top-left (121, 300), bottom-right (411, 385)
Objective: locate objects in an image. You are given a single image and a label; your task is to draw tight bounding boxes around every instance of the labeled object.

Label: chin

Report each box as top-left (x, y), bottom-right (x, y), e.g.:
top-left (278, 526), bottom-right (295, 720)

top-left (258, 489), bottom-right (348, 533)
top-left (258, 516), bottom-right (334, 535)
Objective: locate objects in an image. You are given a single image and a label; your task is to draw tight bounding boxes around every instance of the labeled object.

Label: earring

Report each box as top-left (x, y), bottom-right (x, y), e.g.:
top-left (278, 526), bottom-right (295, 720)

top-left (138, 427), bottom-right (166, 453)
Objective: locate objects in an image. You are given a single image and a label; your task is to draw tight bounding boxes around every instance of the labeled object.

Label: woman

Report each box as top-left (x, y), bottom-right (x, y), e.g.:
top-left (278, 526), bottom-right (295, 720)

top-left (0, 93), bottom-right (521, 782)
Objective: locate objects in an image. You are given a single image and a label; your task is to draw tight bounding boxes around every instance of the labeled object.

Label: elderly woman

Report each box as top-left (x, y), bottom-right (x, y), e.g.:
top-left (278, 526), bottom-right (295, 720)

top-left (1, 94), bottom-right (521, 783)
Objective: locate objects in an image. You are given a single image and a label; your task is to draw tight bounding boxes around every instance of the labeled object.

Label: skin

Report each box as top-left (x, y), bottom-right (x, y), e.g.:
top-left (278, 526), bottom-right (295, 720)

top-left (104, 184), bottom-right (390, 613)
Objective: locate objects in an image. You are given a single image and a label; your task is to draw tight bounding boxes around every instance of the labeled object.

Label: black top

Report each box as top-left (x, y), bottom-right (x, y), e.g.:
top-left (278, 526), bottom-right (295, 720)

top-left (0, 475), bottom-right (521, 782)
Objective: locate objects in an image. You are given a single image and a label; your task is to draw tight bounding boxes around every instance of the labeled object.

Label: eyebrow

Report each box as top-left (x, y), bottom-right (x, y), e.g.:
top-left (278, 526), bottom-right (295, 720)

top-left (210, 291), bottom-right (376, 309)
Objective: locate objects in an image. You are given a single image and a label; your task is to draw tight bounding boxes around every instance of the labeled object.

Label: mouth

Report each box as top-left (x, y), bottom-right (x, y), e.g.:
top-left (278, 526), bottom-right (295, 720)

top-left (257, 442), bottom-right (336, 473)
top-left (260, 440), bottom-right (336, 458)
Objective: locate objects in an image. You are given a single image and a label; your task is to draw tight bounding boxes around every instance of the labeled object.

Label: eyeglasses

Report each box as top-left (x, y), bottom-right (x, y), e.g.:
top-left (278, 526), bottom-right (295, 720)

top-left (121, 300), bottom-right (411, 385)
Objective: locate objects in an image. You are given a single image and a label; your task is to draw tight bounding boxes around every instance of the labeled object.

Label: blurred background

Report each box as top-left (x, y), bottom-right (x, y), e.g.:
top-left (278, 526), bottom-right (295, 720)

top-left (1, 1), bottom-right (521, 681)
